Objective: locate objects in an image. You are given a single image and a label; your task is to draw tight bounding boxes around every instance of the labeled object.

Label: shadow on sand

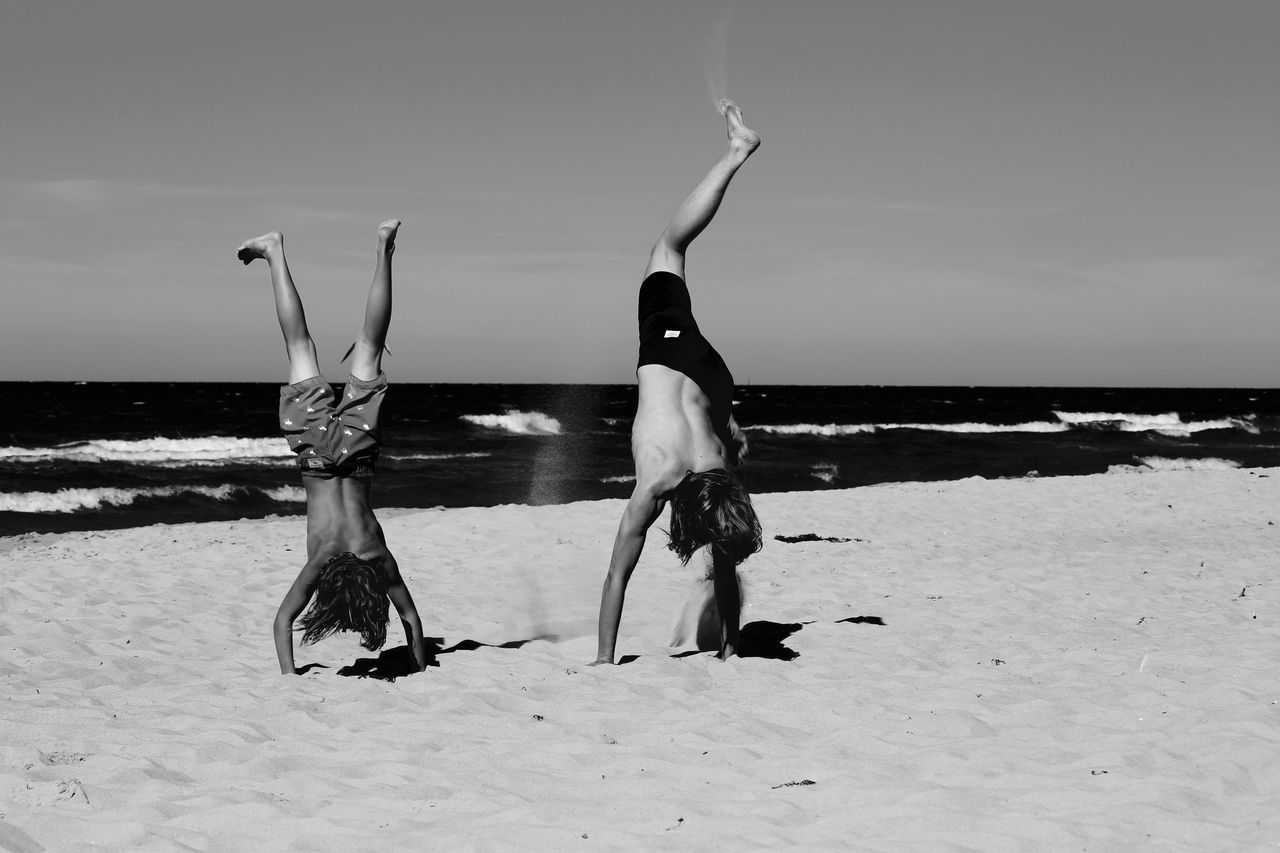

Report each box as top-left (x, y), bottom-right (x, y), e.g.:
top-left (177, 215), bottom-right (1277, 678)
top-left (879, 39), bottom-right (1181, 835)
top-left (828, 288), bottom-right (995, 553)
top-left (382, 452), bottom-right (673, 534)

top-left (837, 615), bottom-right (886, 626)
top-left (669, 619), bottom-right (805, 661)
top-left (337, 636), bottom-right (540, 681)
top-left (670, 614), bottom-right (887, 663)
top-left (739, 620), bottom-right (804, 660)
top-left (331, 616), bottom-right (888, 678)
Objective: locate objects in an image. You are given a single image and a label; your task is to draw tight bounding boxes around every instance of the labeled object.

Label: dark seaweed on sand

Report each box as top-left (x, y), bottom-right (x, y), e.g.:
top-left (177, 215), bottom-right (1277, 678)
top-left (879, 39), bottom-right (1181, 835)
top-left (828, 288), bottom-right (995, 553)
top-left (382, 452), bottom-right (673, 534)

top-left (774, 533), bottom-right (856, 543)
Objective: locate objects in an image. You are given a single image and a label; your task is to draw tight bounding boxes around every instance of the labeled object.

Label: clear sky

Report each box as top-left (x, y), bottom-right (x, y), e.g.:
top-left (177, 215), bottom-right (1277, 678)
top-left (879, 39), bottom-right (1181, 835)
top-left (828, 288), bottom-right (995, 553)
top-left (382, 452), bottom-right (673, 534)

top-left (2, 0), bottom-right (1278, 385)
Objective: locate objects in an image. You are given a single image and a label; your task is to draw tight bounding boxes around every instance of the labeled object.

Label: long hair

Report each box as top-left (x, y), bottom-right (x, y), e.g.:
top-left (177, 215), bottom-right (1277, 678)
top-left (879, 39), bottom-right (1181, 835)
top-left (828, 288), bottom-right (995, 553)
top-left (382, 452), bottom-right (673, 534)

top-left (667, 468), bottom-right (763, 567)
top-left (298, 552), bottom-right (391, 650)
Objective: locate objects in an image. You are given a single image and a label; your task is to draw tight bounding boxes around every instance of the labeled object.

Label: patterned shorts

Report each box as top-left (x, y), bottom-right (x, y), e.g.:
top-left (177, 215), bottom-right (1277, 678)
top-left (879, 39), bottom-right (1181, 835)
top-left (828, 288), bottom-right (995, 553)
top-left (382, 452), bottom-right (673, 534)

top-left (278, 374), bottom-right (387, 479)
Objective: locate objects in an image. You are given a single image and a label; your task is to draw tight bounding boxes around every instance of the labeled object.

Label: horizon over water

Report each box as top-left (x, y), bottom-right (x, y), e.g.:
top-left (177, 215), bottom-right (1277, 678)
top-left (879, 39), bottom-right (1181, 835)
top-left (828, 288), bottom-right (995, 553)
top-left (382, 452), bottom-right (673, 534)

top-left (2, 381), bottom-right (1278, 537)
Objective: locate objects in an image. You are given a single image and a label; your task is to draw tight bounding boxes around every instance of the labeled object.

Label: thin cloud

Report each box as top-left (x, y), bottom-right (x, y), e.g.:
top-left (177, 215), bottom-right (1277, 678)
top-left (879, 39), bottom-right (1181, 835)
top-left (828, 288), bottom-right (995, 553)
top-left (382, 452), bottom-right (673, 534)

top-left (266, 203), bottom-right (360, 226)
top-left (27, 180), bottom-right (114, 207)
top-left (870, 200), bottom-right (1061, 216)
top-left (1079, 256), bottom-right (1267, 291)
top-left (0, 252), bottom-right (100, 276)
top-left (442, 248), bottom-right (629, 273)
top-left (22, 179), bottom-right (248, 208)
top-left (784, 193), bottom-right (1059, 216)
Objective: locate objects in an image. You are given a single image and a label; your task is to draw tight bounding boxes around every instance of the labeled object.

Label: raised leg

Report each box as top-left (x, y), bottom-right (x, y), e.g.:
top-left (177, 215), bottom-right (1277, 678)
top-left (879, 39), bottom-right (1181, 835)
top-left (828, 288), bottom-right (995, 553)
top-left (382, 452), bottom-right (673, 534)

top-left (348, 219), bottom-right (401, 382)
top-left (645, 99), bottom-right (761, 280)
top-left (237, 231), bottom-right (321, 384)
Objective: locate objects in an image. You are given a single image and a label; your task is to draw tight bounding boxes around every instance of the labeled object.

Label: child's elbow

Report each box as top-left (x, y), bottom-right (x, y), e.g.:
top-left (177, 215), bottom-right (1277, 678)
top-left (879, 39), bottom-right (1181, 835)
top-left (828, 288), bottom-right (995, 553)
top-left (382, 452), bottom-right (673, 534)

top-left (273, 609), bottom-right (295, 633)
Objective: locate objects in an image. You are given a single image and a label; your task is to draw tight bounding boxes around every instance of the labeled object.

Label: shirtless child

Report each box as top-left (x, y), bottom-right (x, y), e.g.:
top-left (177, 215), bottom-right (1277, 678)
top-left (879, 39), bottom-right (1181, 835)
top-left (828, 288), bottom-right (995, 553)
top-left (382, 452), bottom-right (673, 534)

top-left (594, 100), bottom-right (764, 665)
top-left (237, 220), bottom-right (428, 675)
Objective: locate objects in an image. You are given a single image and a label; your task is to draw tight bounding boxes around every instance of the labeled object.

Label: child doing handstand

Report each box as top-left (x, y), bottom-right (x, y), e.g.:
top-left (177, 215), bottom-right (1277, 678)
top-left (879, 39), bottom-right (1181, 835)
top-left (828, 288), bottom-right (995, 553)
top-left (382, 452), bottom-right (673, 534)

top-left (237, 220), bottom-right (428, 675)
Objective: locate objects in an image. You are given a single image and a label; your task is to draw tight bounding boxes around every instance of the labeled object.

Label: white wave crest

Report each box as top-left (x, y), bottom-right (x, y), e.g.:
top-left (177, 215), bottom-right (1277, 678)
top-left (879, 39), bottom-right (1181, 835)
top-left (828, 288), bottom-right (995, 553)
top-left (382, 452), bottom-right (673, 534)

top-left (755, 423), bottom-right (876, 436)
top-left (0, 436), bottom-right (292, 465)
top-left (1053, 411), bottom-right (1258, 436)
top-left (811, 462), bottom-right (839, 483)
top-left (754, 411), bottom-right (1260, 438)
top-left (461, 410), bottom-right (561, 435)
top-left (1107, 457), bottom-right (1242, 475)
top-left (754, 421), bottom-right (1068, 436)
top-left (0, 484), bottom-right (306, 513)
top-left (599, 475), bottom-right (635, 484)
top-left (263, 486), bottom-right (308, 502)
top-left (392, 452), bottom-right (493, 461)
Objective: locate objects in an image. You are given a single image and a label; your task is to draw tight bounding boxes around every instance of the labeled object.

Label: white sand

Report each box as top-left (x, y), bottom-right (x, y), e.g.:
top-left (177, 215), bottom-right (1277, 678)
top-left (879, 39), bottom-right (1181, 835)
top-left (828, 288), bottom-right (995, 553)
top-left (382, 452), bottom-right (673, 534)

top-left (2, 469), bottom-right (1278, 851)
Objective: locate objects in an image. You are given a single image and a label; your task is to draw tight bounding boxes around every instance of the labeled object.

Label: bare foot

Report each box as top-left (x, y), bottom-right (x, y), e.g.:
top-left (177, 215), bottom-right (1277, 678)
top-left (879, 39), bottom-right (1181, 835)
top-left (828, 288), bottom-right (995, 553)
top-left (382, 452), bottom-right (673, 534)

top-left (377, 219), bottom-right (401, 255)
top-left (236, 231), bottom-right (282, 265)
top-left (719, 99), bottom-right (760, 160)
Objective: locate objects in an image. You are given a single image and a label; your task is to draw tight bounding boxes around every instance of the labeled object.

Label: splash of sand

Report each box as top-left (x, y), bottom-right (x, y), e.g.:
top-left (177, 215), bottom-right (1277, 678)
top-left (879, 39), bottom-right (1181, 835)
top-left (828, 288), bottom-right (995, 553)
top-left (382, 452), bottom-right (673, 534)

top-left (704, 10), bottom-right (732, 111)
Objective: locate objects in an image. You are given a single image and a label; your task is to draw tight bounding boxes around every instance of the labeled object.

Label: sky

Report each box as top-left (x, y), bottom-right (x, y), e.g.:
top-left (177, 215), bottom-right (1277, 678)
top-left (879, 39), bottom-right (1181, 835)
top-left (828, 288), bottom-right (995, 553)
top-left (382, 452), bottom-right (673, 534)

top-left (2, 0), bottom-right (1278, 385)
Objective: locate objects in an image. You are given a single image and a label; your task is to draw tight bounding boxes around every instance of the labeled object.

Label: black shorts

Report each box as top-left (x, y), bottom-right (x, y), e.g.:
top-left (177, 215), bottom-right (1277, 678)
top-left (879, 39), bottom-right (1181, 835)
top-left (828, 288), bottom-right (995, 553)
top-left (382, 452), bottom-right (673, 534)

top-left (637, 271), bottom-right (734, 440)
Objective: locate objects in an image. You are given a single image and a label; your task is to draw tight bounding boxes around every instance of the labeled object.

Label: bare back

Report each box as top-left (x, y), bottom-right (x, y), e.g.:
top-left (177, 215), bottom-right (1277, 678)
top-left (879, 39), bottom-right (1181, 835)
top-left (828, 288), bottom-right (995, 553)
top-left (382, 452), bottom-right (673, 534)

top-left (302, 476), bottom-right (388, 561)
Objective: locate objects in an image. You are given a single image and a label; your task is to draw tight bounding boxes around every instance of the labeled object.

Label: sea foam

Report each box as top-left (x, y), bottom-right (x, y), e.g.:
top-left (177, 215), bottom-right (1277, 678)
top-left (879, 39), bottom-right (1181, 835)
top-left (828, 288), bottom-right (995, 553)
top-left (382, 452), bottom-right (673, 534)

top-left (0, 436), bottom-right (291, 465)
top-left (753, 411), bottom-right (1258, 437)
top-left (753, 421), bottom-right (1068, 436)
top-left (0, 484), bottom-right (307, 513)
top-left (393, 452), bottom-right (493, 461)
top-left (1107, 457), bottom-right (1242, 475)
top-left (461, 411), bottom-right (561, 435)
top-left (810, 462), bottom-right (839, 483)
top-left (1053, 411), bottom-right (1258, 435)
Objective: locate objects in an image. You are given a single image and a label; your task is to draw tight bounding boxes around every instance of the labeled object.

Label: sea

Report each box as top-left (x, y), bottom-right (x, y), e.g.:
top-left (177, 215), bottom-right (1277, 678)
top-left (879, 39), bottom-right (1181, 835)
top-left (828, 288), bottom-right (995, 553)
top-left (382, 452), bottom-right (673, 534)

top-left (2, 382), bottom-right (1278, 537)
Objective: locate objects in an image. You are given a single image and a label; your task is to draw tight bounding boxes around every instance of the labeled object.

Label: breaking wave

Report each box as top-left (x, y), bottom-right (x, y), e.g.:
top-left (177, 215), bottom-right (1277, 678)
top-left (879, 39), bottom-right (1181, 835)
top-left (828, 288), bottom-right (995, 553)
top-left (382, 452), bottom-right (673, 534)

top-left (461, 410), bottom-right (562, 435)
top-left (754, 421), bottom-right (1067, 436)
top-left (753, 411), bottom-right (1259, 437)
top-left (1106, 457), bottom-right (1242, 475)
top-left (811, 462), bottom-right (840, 483)
top-left (392, 451), bottom-right (493, 461)
top-left (0, 484), bottom-right (306, 514)
top-left (1053, 411), bottom-right (1258, 436)
top-left (0, 437), bottom-right (291, 465)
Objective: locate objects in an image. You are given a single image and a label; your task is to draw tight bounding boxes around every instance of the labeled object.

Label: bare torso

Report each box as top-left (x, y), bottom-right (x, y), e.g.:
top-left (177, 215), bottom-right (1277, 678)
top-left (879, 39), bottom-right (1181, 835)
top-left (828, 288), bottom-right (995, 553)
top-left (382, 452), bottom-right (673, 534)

top-left (633, 364), bottom-right (728, 489)
top-left (302, 476), bottom-right (389, 561)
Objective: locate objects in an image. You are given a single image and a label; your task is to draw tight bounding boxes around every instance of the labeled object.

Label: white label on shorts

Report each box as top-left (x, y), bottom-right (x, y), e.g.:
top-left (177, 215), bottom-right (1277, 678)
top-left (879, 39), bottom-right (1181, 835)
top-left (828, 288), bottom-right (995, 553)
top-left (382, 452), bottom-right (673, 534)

top-left (664, 330), bottom-right (681, 338)
top-left (306, 458), bottom-right (326, 468)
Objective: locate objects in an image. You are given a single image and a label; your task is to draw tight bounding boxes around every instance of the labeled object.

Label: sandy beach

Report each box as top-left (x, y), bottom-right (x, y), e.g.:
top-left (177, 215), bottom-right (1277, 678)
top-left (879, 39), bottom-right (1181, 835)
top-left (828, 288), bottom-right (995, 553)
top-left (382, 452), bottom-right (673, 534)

top-left (2, 468), bottom-right (1278, 851)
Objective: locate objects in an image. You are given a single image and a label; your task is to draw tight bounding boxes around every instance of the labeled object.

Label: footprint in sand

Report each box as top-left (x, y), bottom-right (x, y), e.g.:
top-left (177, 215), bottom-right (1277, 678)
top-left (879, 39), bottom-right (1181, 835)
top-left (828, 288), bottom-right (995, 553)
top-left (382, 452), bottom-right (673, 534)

top-left (8, 778), bottom-right (90, 806)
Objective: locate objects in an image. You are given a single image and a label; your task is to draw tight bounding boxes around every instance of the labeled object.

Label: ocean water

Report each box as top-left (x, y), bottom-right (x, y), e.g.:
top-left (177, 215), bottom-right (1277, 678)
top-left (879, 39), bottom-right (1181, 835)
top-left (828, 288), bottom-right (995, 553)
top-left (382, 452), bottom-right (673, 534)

top-left (2, 382), bottom-right (1278, 536)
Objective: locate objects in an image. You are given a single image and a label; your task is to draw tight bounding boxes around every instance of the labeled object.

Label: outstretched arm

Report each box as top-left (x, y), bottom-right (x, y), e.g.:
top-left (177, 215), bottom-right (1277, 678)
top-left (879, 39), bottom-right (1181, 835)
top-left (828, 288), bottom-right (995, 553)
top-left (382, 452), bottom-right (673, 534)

top-left (593, 483), bottom-right (667, 665)
top-left (273, 558), bottom-right (324, 675)
top-left (384, 553), bottom-right (427, 672)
